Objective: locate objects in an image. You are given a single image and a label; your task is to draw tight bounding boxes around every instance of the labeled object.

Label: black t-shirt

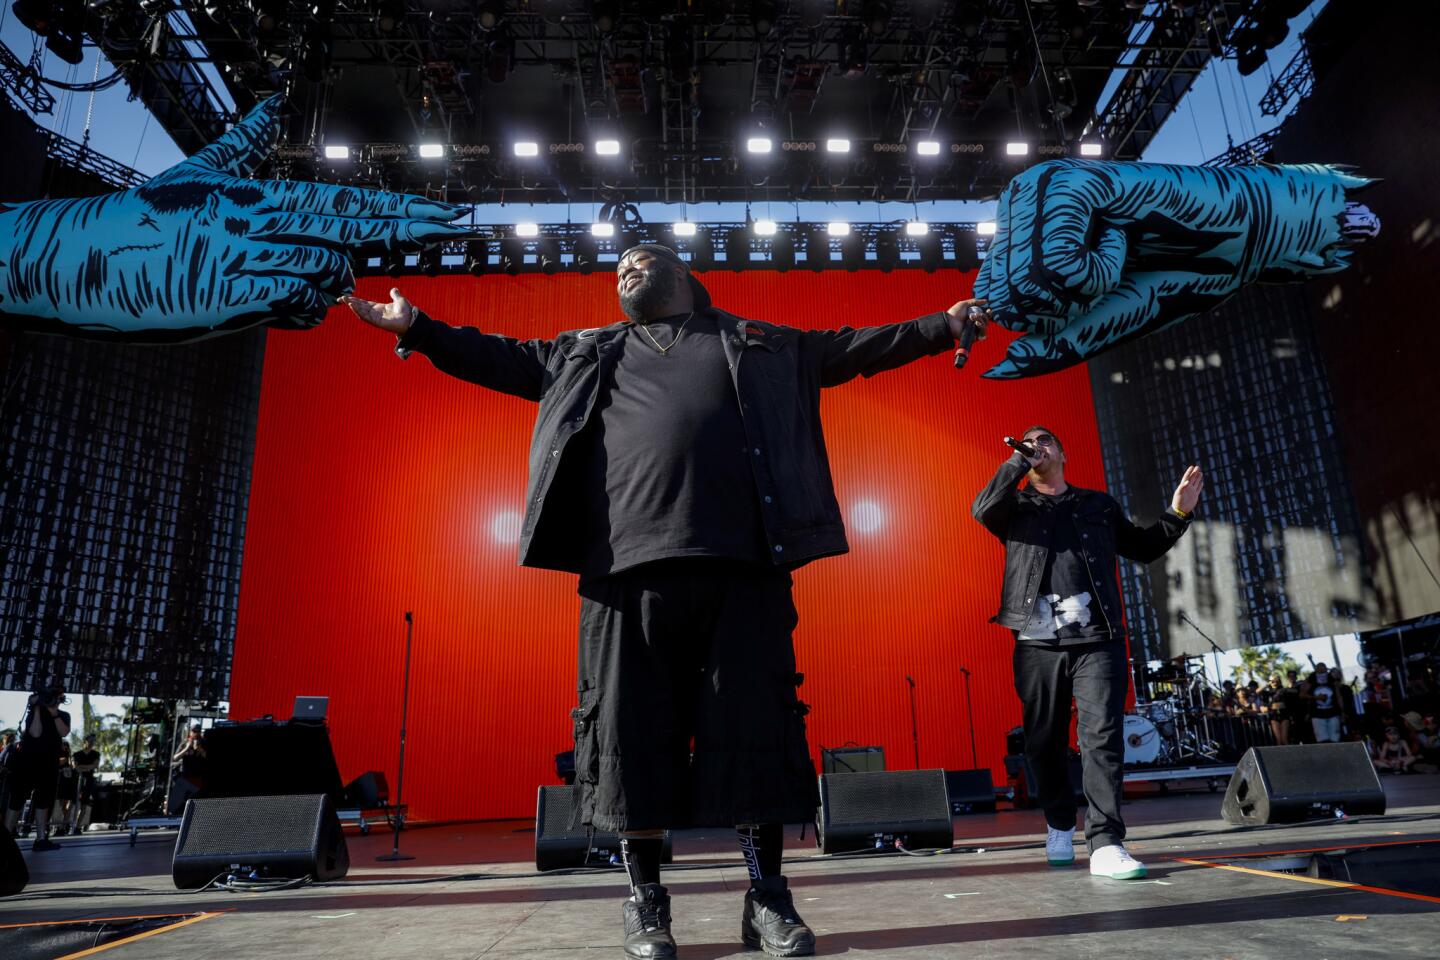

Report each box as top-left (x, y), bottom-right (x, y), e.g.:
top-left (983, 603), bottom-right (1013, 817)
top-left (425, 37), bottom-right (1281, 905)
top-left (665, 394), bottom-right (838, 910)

top-left (20, 706), bottom-right (70, 755)
top-left (569, 312), bottom-right (769, 579)
top-left (1017, 488), bottom-right (1111, 646)
top-left (1310, 675), bottom-right (1341, 718)
top-left (74, 748), bottom-right (100, 773)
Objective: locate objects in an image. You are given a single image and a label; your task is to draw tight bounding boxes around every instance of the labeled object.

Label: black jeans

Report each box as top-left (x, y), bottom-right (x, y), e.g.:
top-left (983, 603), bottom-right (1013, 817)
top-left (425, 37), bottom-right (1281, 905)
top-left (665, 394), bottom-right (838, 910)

top-left (1012, 639), bottom-right (1128, 853)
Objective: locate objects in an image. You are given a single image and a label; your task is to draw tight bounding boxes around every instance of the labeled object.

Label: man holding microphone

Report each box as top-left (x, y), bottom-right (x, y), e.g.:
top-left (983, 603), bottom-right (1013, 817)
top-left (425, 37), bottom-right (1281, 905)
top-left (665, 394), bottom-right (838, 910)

top-left (973, 427), bottom-right (1202, 879)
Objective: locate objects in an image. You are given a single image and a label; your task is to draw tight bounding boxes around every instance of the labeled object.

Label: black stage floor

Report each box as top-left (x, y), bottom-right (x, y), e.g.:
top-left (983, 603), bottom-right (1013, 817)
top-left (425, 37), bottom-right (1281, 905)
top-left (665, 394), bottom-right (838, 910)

top-left (3, 777), bottom-right (1439, 959)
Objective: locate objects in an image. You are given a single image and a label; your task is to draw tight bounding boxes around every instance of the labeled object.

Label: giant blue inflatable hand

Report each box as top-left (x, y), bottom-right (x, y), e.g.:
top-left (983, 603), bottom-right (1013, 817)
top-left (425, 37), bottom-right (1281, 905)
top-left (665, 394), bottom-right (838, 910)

top-left (0, 95), bottom-right (471, 342)
top-left (973, 159), bottom-right (1379, 378)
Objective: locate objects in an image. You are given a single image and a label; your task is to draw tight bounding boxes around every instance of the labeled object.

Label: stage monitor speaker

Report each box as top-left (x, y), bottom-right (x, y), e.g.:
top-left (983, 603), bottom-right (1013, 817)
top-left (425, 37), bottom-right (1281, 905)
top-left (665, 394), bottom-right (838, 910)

top-left (172, 794), bottom-right (350, 889)
top-left (535, 786), bottom-right (671, 871)
top-left (944, 769), bottom-right (996, 815)
top-left (1003, 753), bottom-right (1085, 809)
top-left (343, 771), bottom-right (389, 809)
top-left (0, 827), bottom-right (27, 896)
top-left (1221, 743), bottom-right (1386, 825)
top-left (816, 769), bottom-right (954, 854)
top-left (821, 746), bottom-right (885, 774)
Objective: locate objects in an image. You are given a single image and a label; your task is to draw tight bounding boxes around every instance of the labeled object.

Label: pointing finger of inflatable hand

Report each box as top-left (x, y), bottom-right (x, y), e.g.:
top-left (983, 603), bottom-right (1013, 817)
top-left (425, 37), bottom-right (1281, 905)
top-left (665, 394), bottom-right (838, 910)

top-left (228, 243), bottom-right (355, 297)
top-left (164, 95), bottom-right (284, 180)
top-left (243, 179), bottom-right (470, 222)
top-left (249, 214), bottom-right (474, 250)
top-left (223, 275), bottom-right (329, 329)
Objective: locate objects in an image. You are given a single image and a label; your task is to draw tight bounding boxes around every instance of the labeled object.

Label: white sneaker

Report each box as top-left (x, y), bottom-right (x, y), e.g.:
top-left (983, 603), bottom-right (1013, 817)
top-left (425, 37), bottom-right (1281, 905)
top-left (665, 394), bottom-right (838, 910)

top-left (1089, 844), bottom-right (1147, 880)
top-left (1045, 826), bottom-right (1075, 866)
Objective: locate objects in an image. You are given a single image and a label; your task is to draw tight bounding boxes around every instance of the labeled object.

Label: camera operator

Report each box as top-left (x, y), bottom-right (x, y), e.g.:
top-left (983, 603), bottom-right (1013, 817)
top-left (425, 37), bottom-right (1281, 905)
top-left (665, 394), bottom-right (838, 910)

top-left (3, 681), bottom-right (72, 849)
top-left (169, 724), bottom-right (207, 814)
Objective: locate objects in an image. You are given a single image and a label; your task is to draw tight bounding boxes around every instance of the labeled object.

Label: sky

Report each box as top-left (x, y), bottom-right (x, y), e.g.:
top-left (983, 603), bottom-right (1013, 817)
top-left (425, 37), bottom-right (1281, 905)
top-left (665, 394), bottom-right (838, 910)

top-left (0, 1), bottom-right (1329, 712)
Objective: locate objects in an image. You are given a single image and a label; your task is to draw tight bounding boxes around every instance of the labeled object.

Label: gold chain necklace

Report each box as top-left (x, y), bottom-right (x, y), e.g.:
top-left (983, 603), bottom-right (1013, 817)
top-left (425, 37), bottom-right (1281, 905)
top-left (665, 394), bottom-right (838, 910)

top-left (633, 312), bottom-right (694, 356)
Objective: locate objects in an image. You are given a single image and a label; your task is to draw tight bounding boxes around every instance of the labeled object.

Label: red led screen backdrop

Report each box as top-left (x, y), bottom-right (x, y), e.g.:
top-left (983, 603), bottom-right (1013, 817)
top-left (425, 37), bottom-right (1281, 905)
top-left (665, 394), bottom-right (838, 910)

top-left (231, 268), bottom-right (1105, 822)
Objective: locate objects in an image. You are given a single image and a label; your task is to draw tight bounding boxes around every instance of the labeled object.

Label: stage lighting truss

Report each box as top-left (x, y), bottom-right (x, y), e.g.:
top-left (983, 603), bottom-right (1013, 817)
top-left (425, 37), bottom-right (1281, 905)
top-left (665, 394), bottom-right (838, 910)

top-left (351, 222), bottom-right (994, 279)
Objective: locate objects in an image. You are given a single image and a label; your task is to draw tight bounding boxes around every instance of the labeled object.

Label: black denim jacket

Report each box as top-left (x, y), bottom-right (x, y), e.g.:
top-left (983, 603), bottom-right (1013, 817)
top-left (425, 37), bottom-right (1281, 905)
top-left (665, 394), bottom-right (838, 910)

top-left (396, 307), bottom-right (955, 574)
top-left (971, 454), bottom-right (1191, 636)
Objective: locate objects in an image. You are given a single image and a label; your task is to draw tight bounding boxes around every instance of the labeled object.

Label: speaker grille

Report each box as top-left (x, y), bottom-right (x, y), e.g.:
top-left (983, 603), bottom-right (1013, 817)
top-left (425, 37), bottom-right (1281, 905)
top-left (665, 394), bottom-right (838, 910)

top-left (1256, 743), bottom-right (1380, 799)
top-left (176, 796), bottom-right (319, 857)
top-left (538, 786), bottom-right (585, 840)
top-left (823, 770), bottom-right (950, 825)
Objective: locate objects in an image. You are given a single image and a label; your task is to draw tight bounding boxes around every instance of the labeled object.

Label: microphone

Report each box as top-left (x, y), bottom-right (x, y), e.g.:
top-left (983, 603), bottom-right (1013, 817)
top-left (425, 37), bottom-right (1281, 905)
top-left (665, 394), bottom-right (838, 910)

top-left (952, 307), bottom-right (984, 369)
top-left (1003, 436), bottom-right (1038, 458)
top-left (404, 611), bottom-right (413, 624)
top-left (905, 675), bottom-right (916, 688)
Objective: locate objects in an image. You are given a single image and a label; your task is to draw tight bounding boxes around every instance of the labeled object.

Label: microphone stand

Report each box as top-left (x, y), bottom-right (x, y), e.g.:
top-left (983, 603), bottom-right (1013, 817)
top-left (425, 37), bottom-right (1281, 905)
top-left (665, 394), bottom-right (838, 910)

top-left (959, 666), bottom-right (978, 769)
top-left (1178, 611), bottom-right (1227, 689)
top-left (377, 611), bottom-right (416, 862)
top-left (906, 675), bottom-right (920, 769)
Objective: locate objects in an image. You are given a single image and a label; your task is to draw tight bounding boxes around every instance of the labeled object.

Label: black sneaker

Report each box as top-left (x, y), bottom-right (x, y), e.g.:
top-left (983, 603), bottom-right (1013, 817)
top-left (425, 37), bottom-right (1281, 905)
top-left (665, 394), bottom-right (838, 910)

top-left (742, 876), bottom-right (815, 957)
top-left (622, 882), bottom-right (677, 959)
top-left (32, 837), bottom-right (61, 852)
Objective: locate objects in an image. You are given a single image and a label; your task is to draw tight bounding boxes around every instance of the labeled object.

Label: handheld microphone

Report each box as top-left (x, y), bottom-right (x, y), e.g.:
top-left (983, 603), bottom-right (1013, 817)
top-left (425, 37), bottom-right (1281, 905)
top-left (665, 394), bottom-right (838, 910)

top-left (1003, 436), bottom-right (1038, 458)
top-left (905, 675), bottom-right (916, 688)
top-left (952, 306), bottom-right (984, 369)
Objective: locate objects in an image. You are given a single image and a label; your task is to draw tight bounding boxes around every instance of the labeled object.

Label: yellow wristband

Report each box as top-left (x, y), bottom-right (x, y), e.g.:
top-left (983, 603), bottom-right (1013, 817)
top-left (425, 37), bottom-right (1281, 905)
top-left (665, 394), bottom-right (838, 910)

top-left (1172, 506), bottom-right (1189, 519)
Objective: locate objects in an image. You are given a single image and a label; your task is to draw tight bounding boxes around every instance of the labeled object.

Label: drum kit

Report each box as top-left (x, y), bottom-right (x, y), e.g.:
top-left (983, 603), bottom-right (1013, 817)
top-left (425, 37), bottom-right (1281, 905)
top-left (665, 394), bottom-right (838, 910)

top-left (1123, 653), bottom-right (1225, 767)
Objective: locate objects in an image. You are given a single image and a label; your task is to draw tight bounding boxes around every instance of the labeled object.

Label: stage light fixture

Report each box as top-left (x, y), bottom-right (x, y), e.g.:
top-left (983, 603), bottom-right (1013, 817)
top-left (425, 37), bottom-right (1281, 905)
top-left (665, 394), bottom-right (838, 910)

top-left (465, 240), bottom-right (489, 276)
top-left (373, 0), bottom-right (404, 33)
top-left (418, 143), bottom-right (445, 159)
top-left (827, 221), bottom-right (851, 237)
top-left (384, 250), bottom-right (405, 277)
top-left (953, 229), bottom-right (979, 271)
top-left (751, 0), bottom-right (778, 36)
top-left (515, 222), bottom-right (539, 238)
top-left (500, 238), bottom-right (526, 275)
top-left (917, 231), bottom-right (942, 273)
top-left (538, 239), bottom-right (561, 275)
top-left (594, 139), bottom-right (621, 156)
top-left (725, 230), bottom-right (751, 271)
top-left (863, 0), bottom-right (891, 36)
top-left (977, 221), bottom-right (997, 236)
top-left (592, 0), bottom-right (618, 33)
top-left (672, 221), bottom-right (698, 237)
top-left (1079, 142), bottom-right (1104, 157)
top-left (839, 231), bottom-right (865, 271)
top-left (802, 225), bottom-right (829, 271)
top-left (514, 141), bottom-right (539, 157)
top-left (323, 145), bottom-right (349, 160)
top-left (905, 221), bottom-right (929, 237)
top-left (573, 235), bottom-right (598, 275)
top-left (12, 0), bottom-right (58, 34)
top-left (875, 229), bottom-right (899, 272)
top-left (420, 246), bottom-right (442, 277)
top-left (770, 231), bottom-right (795, 272)
top-left (825, 139), bottom-right (851, 153)
top-left (746, 137), bottom-right (773, 154)
top-left (916, 140), bottom-right (941, 156)
top-left (478, 0), bottom-right (503, 29)
top-left (590, 222), bottom-right (615, 238)
top-left (754, 220), bottom-right (778, 236)
top-left (1005, 142), bottom-right (1029, 157)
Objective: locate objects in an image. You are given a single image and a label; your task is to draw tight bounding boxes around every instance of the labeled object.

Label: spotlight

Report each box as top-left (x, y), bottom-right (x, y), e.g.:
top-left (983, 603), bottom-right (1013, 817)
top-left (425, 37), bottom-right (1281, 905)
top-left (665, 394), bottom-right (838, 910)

top-left (875, 229), bottom-right (899, 272)
top-left (916, 140), bottom-right (941, 156)
top-left (825, 138), bottom-right (851, 153)
top-left (672, 221), bottom-right (698, 237)
top-left (251, 0), bottom-right (285, 33)
top-left (826, 221), bottom-right (851, 237)
top-left (478, 0), bottom-right (502, 29)
top-left (420, 246), bottom-right (442, 277)
top-left (751, 0), bottom-right (778, 36)
top-left (917, 230), bottom-right (942, 273)
top-left (590, 222), bottom-right (615, 238)
top-left (1079, 142), bottom-right (1104, 158)
top-left (513, 141), bottom-right (539, 157)
top-left (746, 137), bottom-right (773, 154)
top-left (324, 144), bottom-right (350, 161)
top-left (418, 143), bottom-right (445, 159)
top-left (864, 1), bottom-right (891, 36)
top-left (515, 222), bottom-right (540, 238)
top-left (373, 0), bottom-right (404, 33)
top-left (976, 221), bottom-right (997, 236)
top-left (753, 220), bottom-right (777, 236)
top-left (465, 239), bottom-right (489, 276)
top-left (594, 139), bottom-right (621, 156)
top-left (1005, 142), bottom-right (1029, 157)
top-left (904, 221), bottom-right (929, 236)
top-left (12, 0), bottom-right (59, 33)
top-left (384, 250), bottom-right (405, 277)
top-left (839, 231), bottom-right (864, 271)
top-left (592, 0), bottom-right (618, 33)
top-left (953, 229), bottom-right (979, 271)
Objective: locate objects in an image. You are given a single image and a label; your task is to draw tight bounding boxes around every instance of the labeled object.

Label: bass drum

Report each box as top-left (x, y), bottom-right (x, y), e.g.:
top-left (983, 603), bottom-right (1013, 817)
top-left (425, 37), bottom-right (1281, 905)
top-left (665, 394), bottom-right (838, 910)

top-left (1123, 714), bottom-right (1162, 765)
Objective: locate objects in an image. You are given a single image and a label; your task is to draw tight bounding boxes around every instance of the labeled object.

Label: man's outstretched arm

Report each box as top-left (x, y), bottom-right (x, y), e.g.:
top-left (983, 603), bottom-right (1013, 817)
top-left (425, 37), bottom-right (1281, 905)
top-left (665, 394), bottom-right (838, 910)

top-left (804, 298), bottom-right (991, 387)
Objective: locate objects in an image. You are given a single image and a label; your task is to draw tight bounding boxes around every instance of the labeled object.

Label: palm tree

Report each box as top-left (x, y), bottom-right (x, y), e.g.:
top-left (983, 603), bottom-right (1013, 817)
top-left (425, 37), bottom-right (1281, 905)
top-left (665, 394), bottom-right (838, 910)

top-left (1231, 645), bottom-right (1301, 684)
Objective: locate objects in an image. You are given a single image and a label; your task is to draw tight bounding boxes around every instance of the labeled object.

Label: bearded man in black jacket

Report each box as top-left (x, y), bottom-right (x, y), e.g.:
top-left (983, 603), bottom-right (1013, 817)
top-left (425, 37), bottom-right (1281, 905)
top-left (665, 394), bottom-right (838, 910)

top-left (344, 244), bottom-right (989, 959)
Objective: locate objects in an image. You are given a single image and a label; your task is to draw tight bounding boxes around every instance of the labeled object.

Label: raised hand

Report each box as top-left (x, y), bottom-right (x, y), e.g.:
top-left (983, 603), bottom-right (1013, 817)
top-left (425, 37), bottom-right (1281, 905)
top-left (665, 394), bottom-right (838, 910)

top-left (0, 95), bottom-right (472, 342)
top-left (973, 159), bottom-right (1379, 379)
top-left (341, 288), bottom-right (416, 336)
top-left (1171, 465), bottom-right (1204, 515)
